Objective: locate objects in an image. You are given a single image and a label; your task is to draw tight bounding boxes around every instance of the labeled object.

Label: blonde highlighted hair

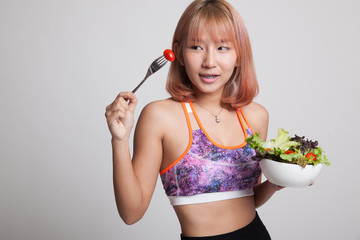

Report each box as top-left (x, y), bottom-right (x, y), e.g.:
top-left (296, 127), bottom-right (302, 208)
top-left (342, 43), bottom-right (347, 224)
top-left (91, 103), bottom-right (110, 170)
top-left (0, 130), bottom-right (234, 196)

top-left (166, 0), bottom-right (258, 109)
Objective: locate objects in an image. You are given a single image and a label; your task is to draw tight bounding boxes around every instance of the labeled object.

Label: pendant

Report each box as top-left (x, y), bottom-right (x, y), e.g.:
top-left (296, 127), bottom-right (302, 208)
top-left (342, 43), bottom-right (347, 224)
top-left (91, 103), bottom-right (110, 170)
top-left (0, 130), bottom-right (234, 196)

top-left (215, 116), bottom-right (220, 123)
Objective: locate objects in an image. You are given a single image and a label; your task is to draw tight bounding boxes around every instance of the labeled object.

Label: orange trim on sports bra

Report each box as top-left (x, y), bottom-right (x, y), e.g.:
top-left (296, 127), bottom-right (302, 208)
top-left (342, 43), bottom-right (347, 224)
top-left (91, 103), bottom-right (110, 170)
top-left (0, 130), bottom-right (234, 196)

top-left (189, 102), bottom-right (247, 149)
top-left (160, 102), bottom-right (193, 176)
top-left (239, 108), bottom-right (254, 135)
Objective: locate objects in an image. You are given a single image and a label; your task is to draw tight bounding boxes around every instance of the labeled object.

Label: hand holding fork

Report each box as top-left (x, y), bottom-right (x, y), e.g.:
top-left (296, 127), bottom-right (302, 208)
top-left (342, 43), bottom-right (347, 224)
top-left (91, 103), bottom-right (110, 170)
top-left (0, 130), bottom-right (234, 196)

top-left (105, 49), bottom-right (175, 140)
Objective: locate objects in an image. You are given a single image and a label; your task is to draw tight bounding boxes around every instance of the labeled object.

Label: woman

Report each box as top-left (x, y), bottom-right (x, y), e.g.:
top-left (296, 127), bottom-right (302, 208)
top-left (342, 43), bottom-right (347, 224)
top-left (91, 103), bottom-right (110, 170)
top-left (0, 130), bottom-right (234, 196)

top-left (105, 0), bottom-right (282, 239)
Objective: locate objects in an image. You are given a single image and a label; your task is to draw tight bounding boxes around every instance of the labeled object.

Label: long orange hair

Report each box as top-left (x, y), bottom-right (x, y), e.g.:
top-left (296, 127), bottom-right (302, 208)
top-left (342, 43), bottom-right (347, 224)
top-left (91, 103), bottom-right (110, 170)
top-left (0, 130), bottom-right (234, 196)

top-left (166, 0), bottom-right (258, 109)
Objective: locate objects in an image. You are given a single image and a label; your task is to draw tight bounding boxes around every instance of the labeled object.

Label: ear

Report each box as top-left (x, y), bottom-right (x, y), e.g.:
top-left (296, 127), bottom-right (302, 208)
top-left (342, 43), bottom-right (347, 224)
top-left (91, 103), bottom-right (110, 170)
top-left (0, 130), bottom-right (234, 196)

top-left (235, 58), bottom-right (240, 67)
top-left (173, 42), bottom-right (185, 66)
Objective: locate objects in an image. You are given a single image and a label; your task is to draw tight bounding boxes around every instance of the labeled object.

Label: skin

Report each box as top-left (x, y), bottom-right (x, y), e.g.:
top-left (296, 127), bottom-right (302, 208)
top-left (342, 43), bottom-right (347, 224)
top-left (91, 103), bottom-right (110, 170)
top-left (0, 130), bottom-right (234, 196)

top-left (105, 30), bottom-right (282, 237)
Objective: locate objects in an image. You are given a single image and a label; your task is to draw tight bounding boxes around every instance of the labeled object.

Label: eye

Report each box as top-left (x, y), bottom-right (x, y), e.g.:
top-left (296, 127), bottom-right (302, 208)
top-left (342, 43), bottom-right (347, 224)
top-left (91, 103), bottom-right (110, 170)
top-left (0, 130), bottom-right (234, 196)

top-left (190, 46), bottom-right (202, 50)
top-left (218, 46), bottom-right (230, 51)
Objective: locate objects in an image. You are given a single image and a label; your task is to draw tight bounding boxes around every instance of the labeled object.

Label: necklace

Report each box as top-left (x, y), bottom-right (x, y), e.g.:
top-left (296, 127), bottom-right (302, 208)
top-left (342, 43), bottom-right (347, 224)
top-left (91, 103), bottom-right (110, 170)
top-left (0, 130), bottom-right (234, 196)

top-left (195, 102), bottom-right (223, 124)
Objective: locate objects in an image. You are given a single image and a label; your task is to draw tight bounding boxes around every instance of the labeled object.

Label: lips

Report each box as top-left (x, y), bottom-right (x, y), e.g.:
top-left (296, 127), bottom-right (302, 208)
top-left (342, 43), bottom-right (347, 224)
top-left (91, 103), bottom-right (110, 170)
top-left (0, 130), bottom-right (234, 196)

top-left (199, 74), bottom-right (220, 83)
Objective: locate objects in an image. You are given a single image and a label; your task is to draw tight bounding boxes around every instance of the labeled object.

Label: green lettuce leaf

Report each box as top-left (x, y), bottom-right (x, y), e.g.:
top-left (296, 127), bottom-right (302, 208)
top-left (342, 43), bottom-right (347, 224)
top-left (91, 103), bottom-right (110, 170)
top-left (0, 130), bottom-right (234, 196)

top-left (280, 149), bottom-right (303, 162)
top-left (262, 128), bottom-right (300, 150)
top-left (245, 133), bottom-right (265, 150)
top-left (311, 147), bottom-right (331, 166)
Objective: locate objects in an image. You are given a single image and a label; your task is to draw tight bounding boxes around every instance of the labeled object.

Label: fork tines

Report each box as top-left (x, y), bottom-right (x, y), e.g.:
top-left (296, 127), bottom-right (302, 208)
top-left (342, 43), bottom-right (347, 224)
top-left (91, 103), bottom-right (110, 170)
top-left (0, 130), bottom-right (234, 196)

top-left (150, 56), bottom-right (167, 73)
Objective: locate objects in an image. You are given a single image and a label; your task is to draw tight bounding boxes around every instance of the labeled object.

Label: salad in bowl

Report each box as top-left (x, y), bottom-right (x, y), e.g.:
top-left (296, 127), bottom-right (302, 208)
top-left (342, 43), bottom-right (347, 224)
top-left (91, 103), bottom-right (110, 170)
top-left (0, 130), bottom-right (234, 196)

top-left (246, 128), bottom-right (330, 187)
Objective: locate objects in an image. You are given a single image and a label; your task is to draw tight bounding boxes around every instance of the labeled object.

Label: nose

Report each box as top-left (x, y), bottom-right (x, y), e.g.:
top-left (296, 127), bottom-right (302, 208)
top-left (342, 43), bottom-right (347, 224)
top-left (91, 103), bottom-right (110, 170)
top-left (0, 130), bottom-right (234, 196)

top-left (202, 50), bottom-right (217, 68)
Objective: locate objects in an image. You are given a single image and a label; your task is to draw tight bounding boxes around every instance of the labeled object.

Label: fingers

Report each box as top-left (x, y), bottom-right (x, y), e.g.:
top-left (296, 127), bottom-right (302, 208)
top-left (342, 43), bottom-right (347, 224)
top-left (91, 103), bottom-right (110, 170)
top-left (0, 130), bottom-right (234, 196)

top-left (273, 183), bottom-right (285, 191)
top-left (104, 92), bottom-right (138, 140)
top-left (106, 92), bottom-right (137, 112)
top-left (269, 181), bottom-right (285, 191)
top-left (123, 92), bottom-right (138, 112)
top-left (115, 91), bottom-right (137, 103)
top-left (105, 95), bottom-right (124, 121)
top-left (105, 105), bottom-right (126, 120)
top-left (105, 92), bottom-right (138, 125)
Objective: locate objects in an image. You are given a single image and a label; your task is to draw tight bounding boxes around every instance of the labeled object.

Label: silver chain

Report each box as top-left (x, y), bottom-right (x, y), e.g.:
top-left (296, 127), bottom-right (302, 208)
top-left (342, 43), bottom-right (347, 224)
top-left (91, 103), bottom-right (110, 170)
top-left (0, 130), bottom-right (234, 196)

top-left (195, 102), bottom-right (223, 124)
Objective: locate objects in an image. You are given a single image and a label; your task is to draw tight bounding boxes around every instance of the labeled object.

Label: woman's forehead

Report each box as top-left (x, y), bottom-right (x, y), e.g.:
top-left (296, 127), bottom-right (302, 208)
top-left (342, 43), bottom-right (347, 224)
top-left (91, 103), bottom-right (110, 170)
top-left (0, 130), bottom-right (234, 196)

top-left (188, 35), bottom-right (231, 44)
top-left (187, 19), bottom-right (235, 44)
top-left (187, 32), bottom-right (234, 47)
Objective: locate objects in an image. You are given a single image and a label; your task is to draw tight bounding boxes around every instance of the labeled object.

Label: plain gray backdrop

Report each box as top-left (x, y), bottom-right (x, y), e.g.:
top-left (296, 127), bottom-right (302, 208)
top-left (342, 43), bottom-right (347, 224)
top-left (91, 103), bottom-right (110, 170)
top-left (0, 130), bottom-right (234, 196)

top-left (1, 0), bottom-right (359, 239)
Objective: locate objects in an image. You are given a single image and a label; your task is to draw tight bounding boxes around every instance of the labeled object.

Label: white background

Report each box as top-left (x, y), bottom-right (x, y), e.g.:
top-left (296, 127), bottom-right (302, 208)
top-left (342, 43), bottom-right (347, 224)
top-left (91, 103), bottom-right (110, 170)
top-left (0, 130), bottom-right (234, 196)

top-left (1, 0), bottom-right (359, 239)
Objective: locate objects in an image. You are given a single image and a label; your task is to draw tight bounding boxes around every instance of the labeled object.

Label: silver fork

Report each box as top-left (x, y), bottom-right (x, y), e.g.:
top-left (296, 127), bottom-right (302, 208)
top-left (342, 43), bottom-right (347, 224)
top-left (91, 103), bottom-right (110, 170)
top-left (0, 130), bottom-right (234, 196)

top-left (132, 55), bottom-right (168, 93)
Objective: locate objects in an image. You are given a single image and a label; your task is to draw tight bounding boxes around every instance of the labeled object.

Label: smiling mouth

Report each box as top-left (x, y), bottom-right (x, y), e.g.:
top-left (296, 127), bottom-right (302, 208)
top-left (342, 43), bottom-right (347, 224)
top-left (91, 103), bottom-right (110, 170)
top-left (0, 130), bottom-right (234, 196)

top-left (199, 74), bottom-right (220, 83)
top-left (200, 74), bottom-right (219, 79)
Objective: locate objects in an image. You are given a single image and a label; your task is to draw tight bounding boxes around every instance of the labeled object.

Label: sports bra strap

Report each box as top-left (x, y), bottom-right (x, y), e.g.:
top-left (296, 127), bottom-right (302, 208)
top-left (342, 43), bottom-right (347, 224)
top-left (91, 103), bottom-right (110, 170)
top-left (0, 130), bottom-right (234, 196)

top-left (238, 108), bottom-right (254, 134)
top-left (184, 102), bottom-right (192, 113)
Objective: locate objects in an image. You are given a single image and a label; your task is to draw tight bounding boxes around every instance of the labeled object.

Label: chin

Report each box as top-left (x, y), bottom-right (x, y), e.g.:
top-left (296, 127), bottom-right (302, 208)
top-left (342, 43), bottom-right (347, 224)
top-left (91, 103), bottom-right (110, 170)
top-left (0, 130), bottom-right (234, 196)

top-left (199, 83), bottom-right (224, 93)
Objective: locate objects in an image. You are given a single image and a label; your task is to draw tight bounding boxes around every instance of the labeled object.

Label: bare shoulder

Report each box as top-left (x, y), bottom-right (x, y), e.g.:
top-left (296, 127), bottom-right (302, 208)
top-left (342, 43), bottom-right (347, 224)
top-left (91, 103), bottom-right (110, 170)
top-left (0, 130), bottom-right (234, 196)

top-left (136, 98), bottom-right (183, 135)
top-left (242, 102), bottom-right (269, 121)
top-left (140, 98), bottom-right (182, 120)
top-left (241, 102), bottom-right (269, 139)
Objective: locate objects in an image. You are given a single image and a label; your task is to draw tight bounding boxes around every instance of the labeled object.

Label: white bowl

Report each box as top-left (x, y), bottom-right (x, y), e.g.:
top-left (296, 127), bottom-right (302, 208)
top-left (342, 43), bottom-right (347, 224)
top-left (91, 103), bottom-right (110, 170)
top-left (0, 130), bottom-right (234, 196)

top-left (259, 159), bottom-right (323, 188)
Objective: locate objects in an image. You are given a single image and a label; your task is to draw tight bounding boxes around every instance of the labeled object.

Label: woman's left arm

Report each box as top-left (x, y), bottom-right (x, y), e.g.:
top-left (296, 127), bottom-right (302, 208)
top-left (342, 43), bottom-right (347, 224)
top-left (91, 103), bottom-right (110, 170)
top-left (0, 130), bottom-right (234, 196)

top-left (243, 102), bottom-right (284, 208)
top-left (253, 180), bottom-right (283, 208)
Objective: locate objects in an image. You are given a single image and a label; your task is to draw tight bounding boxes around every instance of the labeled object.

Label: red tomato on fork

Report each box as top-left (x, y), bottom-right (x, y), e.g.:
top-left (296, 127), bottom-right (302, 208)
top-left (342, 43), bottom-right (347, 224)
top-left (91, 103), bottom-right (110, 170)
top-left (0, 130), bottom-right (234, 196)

top-left (163, 49), bottom-right (175, 62)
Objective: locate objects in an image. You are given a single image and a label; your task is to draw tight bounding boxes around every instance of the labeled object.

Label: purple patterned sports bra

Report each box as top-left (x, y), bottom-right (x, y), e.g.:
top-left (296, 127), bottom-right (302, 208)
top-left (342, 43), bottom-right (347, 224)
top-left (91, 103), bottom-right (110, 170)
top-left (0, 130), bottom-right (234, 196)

top-left (160, 102), bottom-right (261, 206)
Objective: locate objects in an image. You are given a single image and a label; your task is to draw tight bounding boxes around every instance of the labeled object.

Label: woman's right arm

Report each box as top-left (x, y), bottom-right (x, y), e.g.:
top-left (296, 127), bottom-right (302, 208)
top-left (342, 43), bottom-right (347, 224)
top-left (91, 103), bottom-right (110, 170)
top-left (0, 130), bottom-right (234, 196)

top-left (105, 92), bottom-right (163, 224)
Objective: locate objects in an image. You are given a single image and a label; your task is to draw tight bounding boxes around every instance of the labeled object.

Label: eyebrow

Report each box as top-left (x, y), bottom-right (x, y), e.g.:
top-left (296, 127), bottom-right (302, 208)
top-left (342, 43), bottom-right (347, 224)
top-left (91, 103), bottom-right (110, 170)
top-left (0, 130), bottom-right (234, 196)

top-left (188, 38), bottom-right (231, 44)
top-left (217, 39), bottom-right (231, 43)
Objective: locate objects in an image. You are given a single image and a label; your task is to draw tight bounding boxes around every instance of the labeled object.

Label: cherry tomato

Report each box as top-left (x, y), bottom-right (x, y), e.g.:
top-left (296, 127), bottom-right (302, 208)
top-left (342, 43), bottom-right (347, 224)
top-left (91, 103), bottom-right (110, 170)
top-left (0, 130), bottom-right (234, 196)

top-left (285, 150), bottom-right (295, 154)
top-left (163, 49), bottom-right (175, 62)
top-left (306, 153), bottom-right (317, 161)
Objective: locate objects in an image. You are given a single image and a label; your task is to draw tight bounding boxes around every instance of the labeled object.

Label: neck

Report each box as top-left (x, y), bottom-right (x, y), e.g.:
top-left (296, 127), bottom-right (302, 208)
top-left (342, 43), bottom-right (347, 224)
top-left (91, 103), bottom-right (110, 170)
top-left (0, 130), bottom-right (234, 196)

top-left (193, 94), bottom-right (224, 124)
top-left (194, 92), bottom-right (222, 110)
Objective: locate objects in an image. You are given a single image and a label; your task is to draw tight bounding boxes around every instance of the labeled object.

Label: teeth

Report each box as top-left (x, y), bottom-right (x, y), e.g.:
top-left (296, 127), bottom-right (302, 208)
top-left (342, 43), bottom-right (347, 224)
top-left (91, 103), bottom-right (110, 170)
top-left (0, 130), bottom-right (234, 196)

top-left (202, 75), bottom-right (217, 79)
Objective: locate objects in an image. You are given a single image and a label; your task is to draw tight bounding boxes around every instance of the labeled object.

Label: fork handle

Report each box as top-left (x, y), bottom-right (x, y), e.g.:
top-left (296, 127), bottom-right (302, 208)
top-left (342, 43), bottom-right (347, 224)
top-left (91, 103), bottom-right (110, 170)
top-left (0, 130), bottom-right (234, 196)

top-left (131, 69), bottom-right (152, 93)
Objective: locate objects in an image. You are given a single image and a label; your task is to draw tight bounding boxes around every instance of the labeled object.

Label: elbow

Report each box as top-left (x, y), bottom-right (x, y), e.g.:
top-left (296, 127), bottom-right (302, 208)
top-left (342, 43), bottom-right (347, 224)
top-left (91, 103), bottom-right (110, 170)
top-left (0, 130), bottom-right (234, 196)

top-left (122, 217), bottom-right (142, 225)
top-left (123, 219), bottom-right (137, 225)
top-left (114, 197), bottom-right (147, 225)
top-left (120, 212), bottom-right (144, 225)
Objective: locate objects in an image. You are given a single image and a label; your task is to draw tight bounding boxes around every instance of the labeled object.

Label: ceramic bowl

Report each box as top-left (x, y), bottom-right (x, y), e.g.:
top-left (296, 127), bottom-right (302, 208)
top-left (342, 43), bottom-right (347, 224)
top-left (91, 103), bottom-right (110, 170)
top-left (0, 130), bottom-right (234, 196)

top-left (259, 159), bottom-right (323, 187)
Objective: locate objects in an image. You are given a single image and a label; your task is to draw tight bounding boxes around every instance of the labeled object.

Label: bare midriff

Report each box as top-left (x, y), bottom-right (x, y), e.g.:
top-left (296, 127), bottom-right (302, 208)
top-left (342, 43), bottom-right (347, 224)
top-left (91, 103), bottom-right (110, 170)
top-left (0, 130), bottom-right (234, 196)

top-left (174, 196), bottom-right (256, 237)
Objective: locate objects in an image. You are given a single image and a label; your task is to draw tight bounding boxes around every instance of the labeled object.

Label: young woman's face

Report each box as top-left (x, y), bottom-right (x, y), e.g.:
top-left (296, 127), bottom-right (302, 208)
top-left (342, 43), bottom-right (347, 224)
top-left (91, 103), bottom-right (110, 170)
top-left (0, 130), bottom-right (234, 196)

top-left (182, 30), bottom-right (238, 96)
